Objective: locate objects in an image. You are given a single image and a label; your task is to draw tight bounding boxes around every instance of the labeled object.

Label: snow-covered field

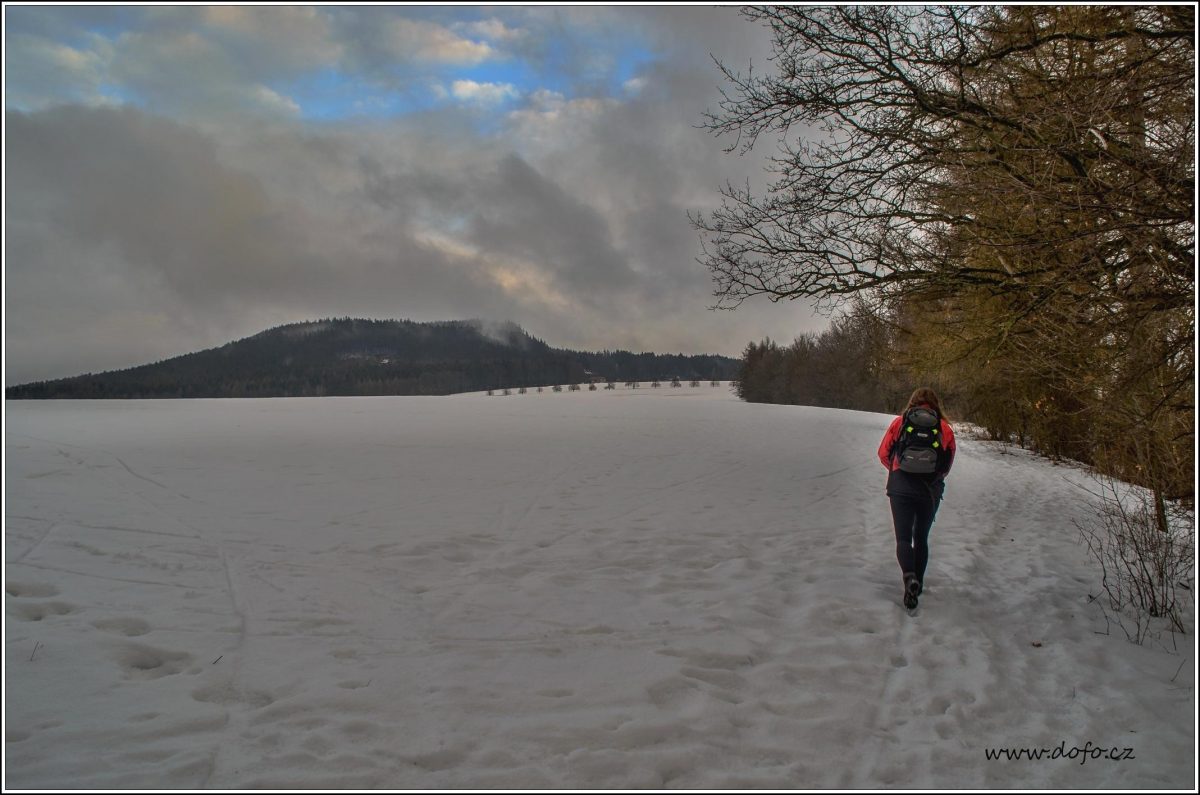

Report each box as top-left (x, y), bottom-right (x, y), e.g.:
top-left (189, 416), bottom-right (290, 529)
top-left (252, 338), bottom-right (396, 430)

top-left (4, 387), bottom-right (1194, 789)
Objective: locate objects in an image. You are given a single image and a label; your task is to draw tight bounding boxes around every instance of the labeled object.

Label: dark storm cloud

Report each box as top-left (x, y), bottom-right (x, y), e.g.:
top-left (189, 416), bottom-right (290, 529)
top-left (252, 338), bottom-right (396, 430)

top-left (467, 155), bottom-right (638, 298)
top-left (4, 106), bottom-right (494, 381)
top-left (4, 6), bottom-right (824, 385)
top-left (7, 107), bottom-right (297, 302)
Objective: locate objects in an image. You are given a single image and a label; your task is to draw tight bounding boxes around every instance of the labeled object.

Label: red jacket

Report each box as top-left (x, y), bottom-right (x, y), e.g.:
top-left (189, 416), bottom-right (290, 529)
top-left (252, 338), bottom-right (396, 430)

top-left (878, 407), bottom-right (956, 477)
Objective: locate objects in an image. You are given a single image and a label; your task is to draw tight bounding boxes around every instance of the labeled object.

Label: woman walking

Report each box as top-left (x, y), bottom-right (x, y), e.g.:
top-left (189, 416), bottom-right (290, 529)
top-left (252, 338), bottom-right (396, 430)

top-left (878, 387), bottom-right (956, 609)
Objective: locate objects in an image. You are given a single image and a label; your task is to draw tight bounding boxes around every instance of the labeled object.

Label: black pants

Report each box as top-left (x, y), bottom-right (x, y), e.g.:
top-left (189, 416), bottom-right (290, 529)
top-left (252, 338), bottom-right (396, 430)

top-left (890, 494), bottom-right (937, 582)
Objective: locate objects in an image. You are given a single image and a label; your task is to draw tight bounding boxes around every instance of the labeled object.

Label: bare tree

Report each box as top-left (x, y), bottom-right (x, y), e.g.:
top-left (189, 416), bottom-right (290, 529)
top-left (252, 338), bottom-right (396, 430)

top-left (693, 6), bottom-right (1193, 316)
top-left (696, 5), bottom-right (1194, 504)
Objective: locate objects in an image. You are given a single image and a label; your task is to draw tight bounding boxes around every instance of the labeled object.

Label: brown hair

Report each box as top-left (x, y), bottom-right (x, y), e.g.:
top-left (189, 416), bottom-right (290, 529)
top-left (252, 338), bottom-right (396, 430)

top-left (905, 387), bottom-right (946, 418)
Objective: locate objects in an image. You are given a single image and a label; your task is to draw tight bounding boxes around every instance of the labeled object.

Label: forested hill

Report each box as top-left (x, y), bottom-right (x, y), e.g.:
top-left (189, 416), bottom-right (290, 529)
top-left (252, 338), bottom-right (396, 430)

top-left (6, 318), bottom-right (739, 399)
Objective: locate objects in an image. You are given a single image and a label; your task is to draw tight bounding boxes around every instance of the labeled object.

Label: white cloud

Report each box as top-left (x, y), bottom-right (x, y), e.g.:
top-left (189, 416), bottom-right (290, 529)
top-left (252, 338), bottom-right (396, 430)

top-left (384, 18), bottom-right (495, 65)
top-left (244, 84), bottom-right (301, 117)
top-left (199, 6), bottom-right (343, 73)
top-left (450, 79), bottom-right (520, 106)
top-left (506, 90), bottom-right (617, 152)
top-left (106, 30), bottom-right (303, 119)
top-left (4, 33), bottom-right (113, 110)
top-left (623, 76), bottom-right (648, 95)
top-left (453, 18), bottom-right (526, 44)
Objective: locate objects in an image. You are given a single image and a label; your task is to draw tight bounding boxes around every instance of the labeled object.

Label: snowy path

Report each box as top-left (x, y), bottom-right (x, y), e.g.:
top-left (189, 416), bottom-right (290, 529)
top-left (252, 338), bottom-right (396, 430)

top-left (4, 389), bottom-right (1194, 788)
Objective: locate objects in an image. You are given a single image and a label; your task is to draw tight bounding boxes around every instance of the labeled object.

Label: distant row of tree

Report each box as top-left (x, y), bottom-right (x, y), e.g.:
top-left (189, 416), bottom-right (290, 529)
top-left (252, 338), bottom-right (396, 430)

top-left (734, 307), bottom-right (897, 414)
top-left (489, 379), bottom-right (725, 395)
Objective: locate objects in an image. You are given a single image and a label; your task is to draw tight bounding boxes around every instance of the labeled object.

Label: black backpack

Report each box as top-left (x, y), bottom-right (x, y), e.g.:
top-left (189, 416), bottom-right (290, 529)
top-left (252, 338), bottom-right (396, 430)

top-left (896, 407), bottom-right (942, 475)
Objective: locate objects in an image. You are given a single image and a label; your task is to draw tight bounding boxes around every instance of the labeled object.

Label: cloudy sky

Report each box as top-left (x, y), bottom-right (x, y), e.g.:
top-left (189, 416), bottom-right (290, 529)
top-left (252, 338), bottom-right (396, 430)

top-left (4, 5), bottom-right (824, 384)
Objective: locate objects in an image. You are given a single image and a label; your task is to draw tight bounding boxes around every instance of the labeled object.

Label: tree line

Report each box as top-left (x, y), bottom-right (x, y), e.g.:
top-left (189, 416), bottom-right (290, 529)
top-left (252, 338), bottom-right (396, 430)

top-left (702, 6), bottom-right (1193, 512)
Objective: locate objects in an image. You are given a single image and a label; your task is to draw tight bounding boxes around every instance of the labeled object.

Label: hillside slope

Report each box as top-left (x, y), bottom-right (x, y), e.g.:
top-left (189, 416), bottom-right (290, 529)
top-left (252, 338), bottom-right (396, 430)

top-left (6, 318), bottom-right (739, 398)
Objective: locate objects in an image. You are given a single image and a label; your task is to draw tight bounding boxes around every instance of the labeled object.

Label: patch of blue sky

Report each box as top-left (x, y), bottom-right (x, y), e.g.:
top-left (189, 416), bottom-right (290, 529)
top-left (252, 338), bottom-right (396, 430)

top-left (452, 38), bottom-right (657, 104)
top-left (612, 39), bottom-right (660, 88)
top-left (278, 64), bottom-right (529, 123)
top-left (545, 35), bottom-right (658, 98)
top-left (96, 83), bottom-right (140, 109)
top-left (272, 68), bottom-right (439, 121)
top-left (262, 10), bottom-right (660, 122)
top-left (611, 47), bottom-right (659, 93)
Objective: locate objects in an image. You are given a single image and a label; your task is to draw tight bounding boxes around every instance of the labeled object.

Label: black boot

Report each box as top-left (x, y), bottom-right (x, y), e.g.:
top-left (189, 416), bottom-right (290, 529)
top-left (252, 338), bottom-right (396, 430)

top-left (903, 573), bottom-right (920, 609)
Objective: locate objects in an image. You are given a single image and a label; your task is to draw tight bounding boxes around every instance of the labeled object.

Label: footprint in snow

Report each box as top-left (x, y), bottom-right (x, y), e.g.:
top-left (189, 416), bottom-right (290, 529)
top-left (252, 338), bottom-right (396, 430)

top-left (7, 602), bottom-right (78, 622)
top-left (113, 643), bottom-right (193, 680)
top-left (91, 617), bottom-right (151, 637)
top-left (5, 581), bottom-right (60, 598)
